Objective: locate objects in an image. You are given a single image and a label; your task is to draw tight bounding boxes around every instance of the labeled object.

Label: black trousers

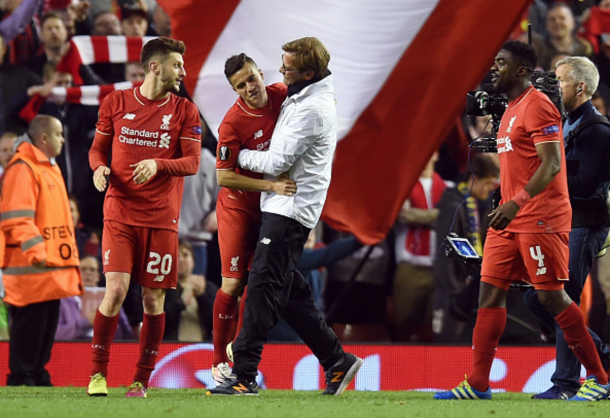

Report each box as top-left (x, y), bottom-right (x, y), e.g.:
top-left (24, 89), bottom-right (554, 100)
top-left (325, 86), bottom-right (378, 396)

top-left (7, 299), bottom-right (60, 386)
top-left (233, 213), bottom-right (344, 381)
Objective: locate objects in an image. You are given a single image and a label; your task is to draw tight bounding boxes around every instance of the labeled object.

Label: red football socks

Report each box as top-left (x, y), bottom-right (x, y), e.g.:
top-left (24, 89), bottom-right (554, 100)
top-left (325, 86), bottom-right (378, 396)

top-left (133, 312), bottom-right (166, 387)
top-left (213, 288), bottom-right (239, 365)
top-left (555, 302), bottom-right (609, 384)
top-left (469, 308), bottom-right (506, 392)
top-left (91, 309), bottom-right (120, 377)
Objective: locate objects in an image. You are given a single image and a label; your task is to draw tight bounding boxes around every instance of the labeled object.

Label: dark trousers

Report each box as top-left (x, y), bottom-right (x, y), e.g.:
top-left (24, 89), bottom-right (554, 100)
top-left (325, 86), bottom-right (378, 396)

top-left (233, 213), bottom-right (344, 381)
top-left (523, 225), bottom-right (610, 391)
top-left (7, 299), bottom-right (60, 386)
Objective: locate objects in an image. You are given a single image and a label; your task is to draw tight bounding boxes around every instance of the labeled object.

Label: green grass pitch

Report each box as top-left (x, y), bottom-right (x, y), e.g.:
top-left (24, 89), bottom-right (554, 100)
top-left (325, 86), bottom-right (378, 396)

top-left (0, 387), bottom-right (608, 418)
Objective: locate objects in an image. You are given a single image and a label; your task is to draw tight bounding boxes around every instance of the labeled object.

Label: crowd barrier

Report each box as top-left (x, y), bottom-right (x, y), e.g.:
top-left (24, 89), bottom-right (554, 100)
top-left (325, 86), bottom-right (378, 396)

top-left (0, 342), bottom-right (568, 392)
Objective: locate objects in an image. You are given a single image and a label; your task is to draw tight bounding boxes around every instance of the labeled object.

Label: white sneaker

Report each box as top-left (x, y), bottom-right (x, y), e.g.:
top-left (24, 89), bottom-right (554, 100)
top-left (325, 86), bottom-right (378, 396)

top-left (212, 362), bottom-right (235, 386)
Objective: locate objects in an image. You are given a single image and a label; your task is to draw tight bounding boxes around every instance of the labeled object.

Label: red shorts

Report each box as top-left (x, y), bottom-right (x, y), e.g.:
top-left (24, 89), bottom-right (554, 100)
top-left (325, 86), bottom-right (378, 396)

top-left (480, 229), bottom-right (569, 291)
top-left (102, 220), bottom-right (178, 289)
top-left (216, 203), bottom-right (260, 279)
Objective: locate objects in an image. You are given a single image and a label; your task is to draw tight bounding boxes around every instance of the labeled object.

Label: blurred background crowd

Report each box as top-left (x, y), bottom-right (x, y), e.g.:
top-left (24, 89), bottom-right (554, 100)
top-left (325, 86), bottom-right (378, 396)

top-left (1, 0), bottom-right (610, 347)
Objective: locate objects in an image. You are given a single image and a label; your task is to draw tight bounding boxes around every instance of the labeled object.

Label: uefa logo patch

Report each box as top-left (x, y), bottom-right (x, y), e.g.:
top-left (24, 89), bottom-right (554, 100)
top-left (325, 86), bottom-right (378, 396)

top-left (542, 125), bottom-right (559, 135)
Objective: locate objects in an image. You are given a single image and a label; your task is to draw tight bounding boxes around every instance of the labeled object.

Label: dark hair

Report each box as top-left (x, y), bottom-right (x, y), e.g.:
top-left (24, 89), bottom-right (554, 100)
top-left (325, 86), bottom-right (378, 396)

top-left (224, 53), bottom-right (258, 81)
top-left (40, 12), bottom-right (65, 28)
top-left (178, 239), bottom-right (194, 258)
top-left (140, 37), bottom-right (185, 73)
top-left (470, 154), bottom-right (499, 179)
top-left (501, 40), bottom-right (538, 73)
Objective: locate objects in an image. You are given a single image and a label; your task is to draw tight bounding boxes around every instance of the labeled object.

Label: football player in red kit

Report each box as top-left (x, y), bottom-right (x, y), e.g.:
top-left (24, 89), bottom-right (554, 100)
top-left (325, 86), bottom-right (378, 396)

top-left (212, 53), bottom-right (296, 384)
top-left (87, 37), bottom-right (202, 398)
top-left (434, 40), bottom-right (610, 402)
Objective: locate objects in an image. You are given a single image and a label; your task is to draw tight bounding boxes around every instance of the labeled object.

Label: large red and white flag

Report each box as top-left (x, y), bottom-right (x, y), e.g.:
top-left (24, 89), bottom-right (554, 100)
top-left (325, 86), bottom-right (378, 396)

top-left (157, 0), bottom-right (531, 245)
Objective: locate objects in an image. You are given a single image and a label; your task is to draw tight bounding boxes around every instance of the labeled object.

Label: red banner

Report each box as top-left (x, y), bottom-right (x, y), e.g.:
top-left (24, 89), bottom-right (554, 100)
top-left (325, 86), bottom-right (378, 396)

top-left (0, 342), bottom-right (564, 393)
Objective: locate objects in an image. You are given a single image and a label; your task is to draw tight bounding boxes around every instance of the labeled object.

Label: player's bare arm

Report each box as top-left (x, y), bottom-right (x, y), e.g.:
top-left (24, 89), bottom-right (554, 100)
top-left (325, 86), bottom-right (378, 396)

top-left (217, 169), bottom-right (296, 196)
top-left (489, 141), bottom-right (562, 230)
top-left (131, 159), bottom-right (158, 185)
top-left (93, 166), bottom-right (111, 192)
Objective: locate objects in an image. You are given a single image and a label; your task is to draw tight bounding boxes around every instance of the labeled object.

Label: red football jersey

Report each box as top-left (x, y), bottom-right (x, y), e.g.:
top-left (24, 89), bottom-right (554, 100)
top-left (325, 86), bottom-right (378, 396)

top-left (496, 86), bottom-right (571, 233)
top-left (89, 87), bottom-right (202, 231)
top-left (216, 82), bottom-right (288, 210)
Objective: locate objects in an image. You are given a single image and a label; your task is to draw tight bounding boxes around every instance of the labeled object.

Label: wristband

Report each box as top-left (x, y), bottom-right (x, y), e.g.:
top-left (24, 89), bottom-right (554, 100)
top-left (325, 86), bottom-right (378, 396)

top-left (512, 189), bottom-right (532, 208)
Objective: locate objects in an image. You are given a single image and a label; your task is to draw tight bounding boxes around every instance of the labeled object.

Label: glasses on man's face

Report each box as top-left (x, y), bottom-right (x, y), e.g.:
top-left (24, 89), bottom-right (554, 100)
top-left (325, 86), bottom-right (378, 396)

top-left (280, 54), bottom-right (301, 73)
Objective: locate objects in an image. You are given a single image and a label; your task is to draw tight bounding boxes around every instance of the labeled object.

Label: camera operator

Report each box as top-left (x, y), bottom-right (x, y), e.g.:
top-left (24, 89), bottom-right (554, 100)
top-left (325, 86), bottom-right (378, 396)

top-left (432, 154), bottom-right (499, 344)
top-left (435, 40), bottom-right (610, 402)
top-left (523, 56), bottom-right (610, 400)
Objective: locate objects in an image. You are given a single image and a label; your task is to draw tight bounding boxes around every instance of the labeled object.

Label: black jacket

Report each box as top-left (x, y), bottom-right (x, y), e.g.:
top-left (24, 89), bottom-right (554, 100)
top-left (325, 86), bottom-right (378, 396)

top-left (564, 100), bottom-right (610, 228)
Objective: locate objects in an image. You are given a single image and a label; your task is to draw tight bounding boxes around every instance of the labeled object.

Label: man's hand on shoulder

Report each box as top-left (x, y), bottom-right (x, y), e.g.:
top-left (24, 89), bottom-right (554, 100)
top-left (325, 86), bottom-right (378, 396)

top-left (131, 159), bottom-right (158, 185)
top-left (488, 200), bottom-right (520, 230)
top-left (93, 166), bottom-right (111, 192)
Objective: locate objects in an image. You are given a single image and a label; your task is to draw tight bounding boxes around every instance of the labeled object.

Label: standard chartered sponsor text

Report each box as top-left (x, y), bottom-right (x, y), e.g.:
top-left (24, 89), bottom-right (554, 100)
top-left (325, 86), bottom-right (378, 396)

top-left (120, 126), bottom-right (161, 147)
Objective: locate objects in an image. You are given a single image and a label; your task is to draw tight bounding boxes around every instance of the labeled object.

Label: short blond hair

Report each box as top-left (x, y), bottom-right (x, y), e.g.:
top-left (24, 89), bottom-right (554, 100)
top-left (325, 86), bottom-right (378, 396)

top-left (282, 37), bottom-right (330, 79)
top-left (555, 56), bottom-right (600, 97)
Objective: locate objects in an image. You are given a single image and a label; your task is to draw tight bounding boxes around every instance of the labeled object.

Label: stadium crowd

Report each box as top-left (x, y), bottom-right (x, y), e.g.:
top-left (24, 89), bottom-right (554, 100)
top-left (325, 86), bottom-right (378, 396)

top-left (1, 0), bottom-right (610, 386)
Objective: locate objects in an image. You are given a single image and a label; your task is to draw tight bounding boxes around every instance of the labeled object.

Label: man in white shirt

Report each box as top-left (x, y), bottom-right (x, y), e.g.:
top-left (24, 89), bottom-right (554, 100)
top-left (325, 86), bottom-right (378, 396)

top-left (207, 37), bottom-right (362, 396)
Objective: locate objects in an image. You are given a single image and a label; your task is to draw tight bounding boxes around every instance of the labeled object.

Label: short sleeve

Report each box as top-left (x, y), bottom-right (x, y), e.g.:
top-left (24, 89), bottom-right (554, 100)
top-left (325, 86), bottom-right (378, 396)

top-left (526, 97), bottom-right (562, 145)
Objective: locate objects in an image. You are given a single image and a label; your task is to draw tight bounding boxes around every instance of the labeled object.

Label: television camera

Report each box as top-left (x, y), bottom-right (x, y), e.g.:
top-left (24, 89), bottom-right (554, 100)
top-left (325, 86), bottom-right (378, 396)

top-left (466, 71), bottom-right (565, 153)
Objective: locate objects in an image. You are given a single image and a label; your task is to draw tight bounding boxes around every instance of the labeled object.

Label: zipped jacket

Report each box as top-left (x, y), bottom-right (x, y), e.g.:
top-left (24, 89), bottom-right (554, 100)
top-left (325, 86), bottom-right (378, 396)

top-left (0, 136), bottom-right (82, 307)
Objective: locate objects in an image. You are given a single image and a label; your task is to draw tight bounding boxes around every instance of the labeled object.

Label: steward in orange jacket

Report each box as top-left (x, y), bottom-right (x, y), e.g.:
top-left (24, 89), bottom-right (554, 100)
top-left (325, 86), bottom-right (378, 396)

top-left (0, 115), bottom-right (83, 386)
top-left (1, 130), bottom-right (83, 307)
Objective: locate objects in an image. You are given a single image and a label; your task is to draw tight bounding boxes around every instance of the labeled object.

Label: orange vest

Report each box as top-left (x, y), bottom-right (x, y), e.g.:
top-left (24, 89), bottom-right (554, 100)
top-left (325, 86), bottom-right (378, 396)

top-left (0, 141), bottom-right (83, 307)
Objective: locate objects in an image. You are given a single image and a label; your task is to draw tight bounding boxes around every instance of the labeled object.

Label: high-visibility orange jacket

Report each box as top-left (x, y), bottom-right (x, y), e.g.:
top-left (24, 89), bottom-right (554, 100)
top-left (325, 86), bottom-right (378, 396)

top-left (0, 138), bottom-right (82, 307)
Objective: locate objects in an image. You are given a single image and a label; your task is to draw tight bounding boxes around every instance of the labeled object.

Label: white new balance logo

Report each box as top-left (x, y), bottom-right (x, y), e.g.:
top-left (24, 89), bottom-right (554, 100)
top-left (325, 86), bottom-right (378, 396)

top-left (153, 275), bottom-right (165, 282)
top-left (260, 237), bottom-right (271, 245)
top-left (123, 113), bottom-right (136, 120)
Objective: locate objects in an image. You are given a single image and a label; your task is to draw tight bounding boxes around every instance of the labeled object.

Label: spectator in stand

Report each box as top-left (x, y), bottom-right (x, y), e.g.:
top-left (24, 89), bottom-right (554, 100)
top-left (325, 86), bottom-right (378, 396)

top-left (0, 0), bottom-right (41, 44)
top-left (89, 0), bottom-right (156, 20)
top-left (0, 33), bottom-right (42, 134)
top-left (151, 4), bottom-right (170, 37)
top-left (55, 256), bottom-right (134, 341)
top-left (0, 131), bottom-right (17, 176)
top-left (69, 195), bottom-right (100, 261)
top-left (47, 0), bottom-right (91, 37)
top-left (392, 151), bottom-right (449, 342)
top-left (591, 82), bottom-right (609, 116)
top-left (163, 241), bottom-right (218, 342)
top-left (323, 230), bottom-right (393, 342)
top-left (432, 154), bottom-right (499, 344)
top-left (124, 60), bottom-right (145, 82)
top-left (579, 0), bottom-right (610, 88)
top-left (120, 1), bottom-right (148, 38)
top-left (25, 12), bottom-right (69, 78)
top-left (0, 0), bottom-right (40, 65)
top-left (91, 11), bottom-right (121, 36)
top-left (533, 3), bottom-right (593, 70)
